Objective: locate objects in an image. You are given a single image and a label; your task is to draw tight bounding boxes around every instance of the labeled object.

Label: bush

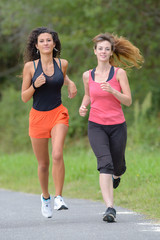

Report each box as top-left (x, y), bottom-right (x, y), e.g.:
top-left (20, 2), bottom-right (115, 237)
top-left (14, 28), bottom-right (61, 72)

top-left (0, 87), bottom-right (32, 152)
top-left (0, 87), bottom-right (159, 153)
top-left (127, 92), bottom-right (160, 148)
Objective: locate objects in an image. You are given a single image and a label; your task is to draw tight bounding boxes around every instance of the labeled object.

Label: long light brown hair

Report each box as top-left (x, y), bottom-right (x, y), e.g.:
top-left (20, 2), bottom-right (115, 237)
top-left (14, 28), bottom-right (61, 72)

top-left (93, 33), bottom-right (144, 69)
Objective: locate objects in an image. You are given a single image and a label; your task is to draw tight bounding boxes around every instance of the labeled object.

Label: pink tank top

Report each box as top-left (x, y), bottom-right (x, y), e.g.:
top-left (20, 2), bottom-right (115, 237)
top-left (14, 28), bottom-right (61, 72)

top-left (88, 68), bottom-right (125, 125)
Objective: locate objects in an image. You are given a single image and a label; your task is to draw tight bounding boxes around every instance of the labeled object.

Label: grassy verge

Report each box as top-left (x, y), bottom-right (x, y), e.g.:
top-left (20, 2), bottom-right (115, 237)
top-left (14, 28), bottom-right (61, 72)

top-left (0, 138), bottom-right (159, 221)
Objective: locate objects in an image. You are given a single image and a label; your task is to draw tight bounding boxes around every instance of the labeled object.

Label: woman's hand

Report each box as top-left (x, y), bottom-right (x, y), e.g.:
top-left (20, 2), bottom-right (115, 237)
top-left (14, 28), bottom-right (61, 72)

top-left (100, 68), bottom-right (132, 107)
top-left (100, 82), bottom-right (113, 93)
top-left (79, 105), bottom-right (88, 117)
top-left (34, 73), bottom-right (46, 88)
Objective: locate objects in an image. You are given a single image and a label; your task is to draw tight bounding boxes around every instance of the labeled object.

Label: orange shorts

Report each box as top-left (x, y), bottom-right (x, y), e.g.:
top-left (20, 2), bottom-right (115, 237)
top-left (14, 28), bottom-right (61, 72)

top-left (29, 104), bottom-right (69, 138)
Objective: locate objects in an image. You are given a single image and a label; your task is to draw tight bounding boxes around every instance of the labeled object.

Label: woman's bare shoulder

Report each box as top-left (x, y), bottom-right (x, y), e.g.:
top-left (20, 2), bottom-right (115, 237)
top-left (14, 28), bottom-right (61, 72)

top-left (83, 70), bottom-right (90, 79)
top-left (23, 60), bottom-right (38, 71)
top-left (116, 67), bottom-right (126, 76)
top-left (55, 58), bottom-right (68, 68)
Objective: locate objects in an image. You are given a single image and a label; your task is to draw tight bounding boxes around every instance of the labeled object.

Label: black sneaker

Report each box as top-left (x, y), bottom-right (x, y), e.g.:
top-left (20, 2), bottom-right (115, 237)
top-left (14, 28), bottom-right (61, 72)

top-left (103, 207), bottom-right (116, 222)
top-left (112, 177), bottom-right (121, 189)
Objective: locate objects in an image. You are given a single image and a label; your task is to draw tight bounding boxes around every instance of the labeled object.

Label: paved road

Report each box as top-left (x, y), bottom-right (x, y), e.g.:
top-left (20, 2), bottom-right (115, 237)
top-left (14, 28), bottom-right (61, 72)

top-left (0, 189), bottom-right (159, 240)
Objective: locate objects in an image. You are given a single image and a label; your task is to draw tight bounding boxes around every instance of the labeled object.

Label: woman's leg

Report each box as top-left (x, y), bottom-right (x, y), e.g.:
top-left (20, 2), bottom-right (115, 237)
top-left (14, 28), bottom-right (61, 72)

top-left (51, 124), bottom-right (68, 197)
top-left (88, 121), bottom-right (114, 208)
top-left (109, 122), bottom-right (127, 177)
top-left (99, 173), bottom-right (113, 208)
top-left (30, 137), bottom-right (50, 199)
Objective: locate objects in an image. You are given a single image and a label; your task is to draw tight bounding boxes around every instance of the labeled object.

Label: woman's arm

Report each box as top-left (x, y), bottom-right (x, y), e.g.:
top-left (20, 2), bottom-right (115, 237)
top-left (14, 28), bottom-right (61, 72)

top-left (61, 59), bottom-right (77, 98)
top-left (21, 61), bottom-right (46, 103)
top-left (100, 68), bottom-right (132, 107)
top-left (21, 62), bottom-right (35, 103)
top-left (79, 71), bottom-right (90, 117)
top-left (64, 75), bottom-right (77, 98)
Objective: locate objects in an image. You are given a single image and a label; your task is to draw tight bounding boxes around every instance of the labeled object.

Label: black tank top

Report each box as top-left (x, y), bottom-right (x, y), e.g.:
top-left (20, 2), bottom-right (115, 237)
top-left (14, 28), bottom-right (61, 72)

top-left (32, 58), bottom-right (64, 111)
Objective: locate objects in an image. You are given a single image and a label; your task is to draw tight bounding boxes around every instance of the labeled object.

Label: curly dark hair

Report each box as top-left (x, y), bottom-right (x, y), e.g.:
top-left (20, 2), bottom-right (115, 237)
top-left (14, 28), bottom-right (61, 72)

top-left (23, 27), bottom-right (61, 63)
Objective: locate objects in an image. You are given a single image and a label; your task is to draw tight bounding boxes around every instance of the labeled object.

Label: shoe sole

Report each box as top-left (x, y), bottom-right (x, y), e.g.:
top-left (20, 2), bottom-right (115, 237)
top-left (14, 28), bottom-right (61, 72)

top-left (42, 215), bottom-right (52, 218)
top-left (54, 205), bottom-right (68, 210)
top-left (103, 214), bottom-right (116, 222)
top-left (45, 215), bottom-right (52, 218)
top-left (41, 211), bottom-right (53, 218)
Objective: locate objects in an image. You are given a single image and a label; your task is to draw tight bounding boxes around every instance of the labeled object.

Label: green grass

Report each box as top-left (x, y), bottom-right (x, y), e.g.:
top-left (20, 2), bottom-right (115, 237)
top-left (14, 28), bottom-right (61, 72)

top-left (0, 138), bottom-right (159, 221)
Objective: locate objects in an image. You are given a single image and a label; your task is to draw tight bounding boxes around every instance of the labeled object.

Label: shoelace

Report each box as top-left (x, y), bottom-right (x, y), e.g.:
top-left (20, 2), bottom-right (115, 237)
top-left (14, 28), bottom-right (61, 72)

top-left (56, 196), bottom-right (62, 201)
top-left (43, 199), bottom-right (51, 208)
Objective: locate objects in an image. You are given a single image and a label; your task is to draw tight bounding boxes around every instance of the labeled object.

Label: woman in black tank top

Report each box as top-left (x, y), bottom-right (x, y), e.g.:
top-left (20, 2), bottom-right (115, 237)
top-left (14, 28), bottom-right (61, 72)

top-left (21, 27), bottom-right (77, 218)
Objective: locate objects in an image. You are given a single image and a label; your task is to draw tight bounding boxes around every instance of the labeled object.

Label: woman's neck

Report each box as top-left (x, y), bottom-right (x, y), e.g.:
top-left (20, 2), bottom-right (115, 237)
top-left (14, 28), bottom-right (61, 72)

top-left (40, 54), bottom-right (53, 65)
top-left (96, 62), bottom-right (111, 74)
top-left (40, 54), bottom-right (54, 75)
top-left (96, 62), bottom-right (111, 72)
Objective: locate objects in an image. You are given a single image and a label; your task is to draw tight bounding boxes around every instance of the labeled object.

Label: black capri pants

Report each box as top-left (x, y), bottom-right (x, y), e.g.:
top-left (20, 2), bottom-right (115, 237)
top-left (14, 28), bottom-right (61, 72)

top-left (88, 121), bottom-right (127, 176)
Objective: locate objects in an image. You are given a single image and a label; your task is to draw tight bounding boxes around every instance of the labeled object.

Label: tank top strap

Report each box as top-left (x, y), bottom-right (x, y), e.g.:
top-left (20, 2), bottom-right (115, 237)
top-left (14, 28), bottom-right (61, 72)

top-left (89, 69), bottom-right (92, 82)
top-left (115, 67), bottom-right (120, 74)
top-left (33, 60), bottom-right (41, 75)
top-left (58, 58), bottom-right (62, 70)
top-left (107, 66), bottom-right (114, 81)
top-left (114, 67), bottom-right (120, 80)
top-left (33, 61), bottom-right (36, 71)
top-left (53, 58), bottom-right (62, 72)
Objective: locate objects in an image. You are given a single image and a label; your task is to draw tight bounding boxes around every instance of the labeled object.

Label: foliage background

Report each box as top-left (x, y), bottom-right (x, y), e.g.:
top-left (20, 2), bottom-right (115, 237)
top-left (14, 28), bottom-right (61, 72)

top-left (0, 0), bottom-right (159, 151)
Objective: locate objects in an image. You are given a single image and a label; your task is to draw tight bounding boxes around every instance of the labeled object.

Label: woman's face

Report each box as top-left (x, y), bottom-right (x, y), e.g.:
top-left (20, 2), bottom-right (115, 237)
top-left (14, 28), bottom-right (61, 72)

top-left (94, 40), bottom-right (112, 62)
top-left (36, 33), bottom-right (55, 55)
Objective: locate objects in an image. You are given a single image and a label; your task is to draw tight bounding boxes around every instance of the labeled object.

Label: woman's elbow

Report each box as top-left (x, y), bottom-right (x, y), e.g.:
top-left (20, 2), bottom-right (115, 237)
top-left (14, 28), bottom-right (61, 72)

top-left (126, 98), bottom-right (132, 107)
top-left (21, 97), bottom-right (27, 103)
top-left (21, 94), bottom-right (28, 103)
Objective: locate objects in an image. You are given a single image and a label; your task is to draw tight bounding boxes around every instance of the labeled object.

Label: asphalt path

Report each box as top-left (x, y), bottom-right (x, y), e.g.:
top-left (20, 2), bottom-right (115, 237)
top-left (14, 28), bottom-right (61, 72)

top-left (0, 189), bottom-right (159, 240)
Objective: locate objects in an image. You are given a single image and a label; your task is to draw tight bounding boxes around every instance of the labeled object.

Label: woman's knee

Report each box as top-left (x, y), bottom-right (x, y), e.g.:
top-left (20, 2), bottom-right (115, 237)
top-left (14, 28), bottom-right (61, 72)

top-left (38, 162), bottom-right (49, 172)
top-left (52, 150), bottom-right (63, 163)
top-left (97, 155), bottom-right (114, 174)
top-left (114, 165), bottom-right (126, 176)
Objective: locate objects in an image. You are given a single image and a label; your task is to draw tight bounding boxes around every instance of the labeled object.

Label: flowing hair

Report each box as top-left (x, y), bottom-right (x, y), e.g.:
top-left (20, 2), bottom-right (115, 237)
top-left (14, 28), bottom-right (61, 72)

top-left (93, 33), bottom-right (144, 69)
top-left (23, 27), bottom-right (61, 63)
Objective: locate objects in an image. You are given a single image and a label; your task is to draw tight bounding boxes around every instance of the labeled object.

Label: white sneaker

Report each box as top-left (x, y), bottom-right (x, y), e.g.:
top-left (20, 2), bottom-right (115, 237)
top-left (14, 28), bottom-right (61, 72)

top-left (54, 195), bottom-right (68, 210)
top-left (41, 194), bottom-right (53, 218)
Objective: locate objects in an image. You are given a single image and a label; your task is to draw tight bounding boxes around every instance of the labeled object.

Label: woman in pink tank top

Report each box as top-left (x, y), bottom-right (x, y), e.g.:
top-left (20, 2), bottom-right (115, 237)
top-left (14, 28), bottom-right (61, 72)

top-left (79, 33), bottom-right (143, 223)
